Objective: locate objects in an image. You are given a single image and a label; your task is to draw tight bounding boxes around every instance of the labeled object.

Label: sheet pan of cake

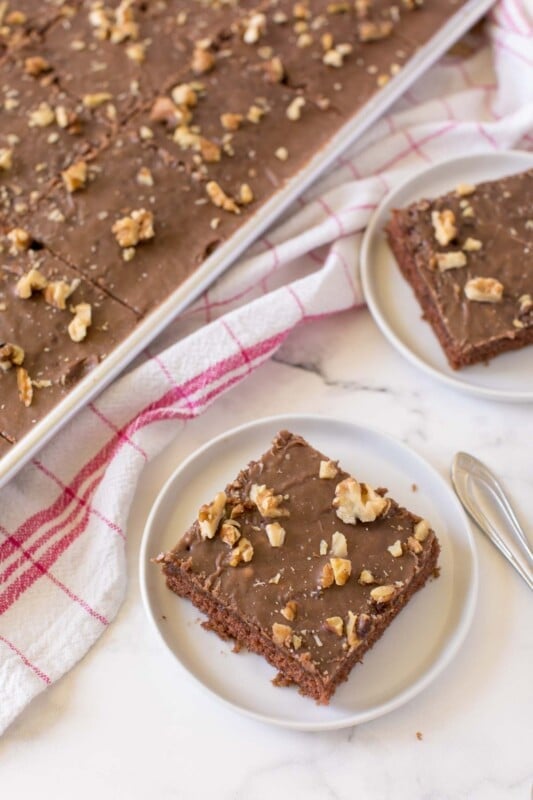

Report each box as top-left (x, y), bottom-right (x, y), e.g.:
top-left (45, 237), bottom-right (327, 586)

top-left (0, 0), bottom-right (496, 488)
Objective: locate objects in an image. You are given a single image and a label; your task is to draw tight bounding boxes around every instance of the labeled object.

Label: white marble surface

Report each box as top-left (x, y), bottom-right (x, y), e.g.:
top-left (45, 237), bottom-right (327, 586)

top-left (0, 308), bottom-right (531, 799)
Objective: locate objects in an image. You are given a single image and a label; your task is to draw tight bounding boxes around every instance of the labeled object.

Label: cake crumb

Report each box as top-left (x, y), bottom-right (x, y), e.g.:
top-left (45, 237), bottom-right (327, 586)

top-left (416, 731), bottom-right (423, 741)
top-left (411, 483), bottom-right (418, 492)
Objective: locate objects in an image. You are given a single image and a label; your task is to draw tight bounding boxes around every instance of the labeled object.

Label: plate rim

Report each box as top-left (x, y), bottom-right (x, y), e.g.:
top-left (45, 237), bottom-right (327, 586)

top-left (139, 413), bottom-right (478, 731)
top-left (360, 149), bottom-right (533, 404)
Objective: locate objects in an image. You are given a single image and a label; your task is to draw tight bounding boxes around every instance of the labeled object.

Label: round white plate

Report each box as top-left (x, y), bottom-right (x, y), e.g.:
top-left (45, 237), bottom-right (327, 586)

top-left (361, 150), bottom-right (533, 403)
top-left (140, 415), bottom-right (477, 731)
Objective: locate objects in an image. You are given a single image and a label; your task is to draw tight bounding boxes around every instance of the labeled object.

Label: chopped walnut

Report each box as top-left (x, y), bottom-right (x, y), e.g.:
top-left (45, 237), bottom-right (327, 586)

top-left (319, 539), bottom-right (328, 555)
top-left (456, 182), bottom-right (476, 197)
top-left (286, 96), bottom-right (305, 121)
top-left (126, 42), bottom-right (145, 63)
top-left (68, 303), bottom-right (92, 342)
top-left (150, 96), bottom-right (181, 125)
top-left (136, 167), bottom-right (154, 187)
top-left (407, 536), bottom-right (423, 554)
top-left (16, 268), bottom-right (48, 299)
top-left (199, 137), bottom-right (221, 163)
top-left (24, 56), bottom-right (51, 76)
top-left (61, 160), bottom-right (88, 193)
top-left (265, 521), bottom-right (286, 547)
top-left (28, 102), bottom-right (55, 127)
top-left (325, 616), bottom-right (344, 636)
top-left (250, 483), bottom-right (289, 518)
top-left (333, 477), bottom-right (388, 524)
top-left (220, 112), bottom-right (243, 131)
top-left (171, 83), bottom-right (198, 108)
top-left (464, 277), bottom-right (503, 303)
top-left (7, 227), bottom-right (30, 254)
top-left (345, 610), bottom-right (359, 647)
top-left (330, 557), bottom-right (351, 586)
top-left (319, 459), bottom-right (338, 479)
top-left (191, 45), bottom-right (215, 75)
top-left (387, 539), bottom-right (403, 558)
top-left (198, 491), bottom-right (227, 539)
top-left (320, 562), bottom-right (335, 588)
top-left (431, 209), bottom-right (457, 246)
top-left (263, 56), bottom-right (284, 83)
top-left (414, 519), bottom-right (430, 542)
top-left (435, 251), bottom-right (467, 271)
top-left (112, 209), bottom-right (155, 247)
top-left (275, 146), bottom-right (289, 161)
top-left (271, 622), bottom-right (292, 646)
top-left (82, 92), bottom-right (113, 108)
top-left (292, 634), bottom-right (302, 650)
top-left (281, 601), bottom-right (297, 621)
top-left (462, 237), bottom-right (482, 252)
top-left (247, 104), bottom-right (265, 123)
top-left (228, 536), bottom-right (254, 566)
top-left (518, 293), bottom-right (532, 313)
top-left (370, 584), bottom-right (396, 605)
top-left (206, 181), bottom-right (240, 215)
top-left (358, 20), bottom-right (393, 41)
top-left (243, 12), bottom-right (266, 44)
top-left (269, 572), bottom-right (281, 585)
top-left (330, 531), bottom-right (348, 558)
top-left (239, 183), bottom-right (254, 205)
top-left (219, 520), bottom-right (241, 546)
top-left (0, 343), bottom-right (25, 371)
top-left (17, 367), bottom-right (33, 407)
top-left (358, 569), bottom-right (376, 585)
top-left (0, 147), bottom-right (13, 170)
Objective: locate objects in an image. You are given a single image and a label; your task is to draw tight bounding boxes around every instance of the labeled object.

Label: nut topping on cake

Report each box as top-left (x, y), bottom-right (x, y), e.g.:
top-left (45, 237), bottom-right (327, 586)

top-left (414, 519), bottom-right (430, 542)
top-left (370, 584), bottom-right (396, 605)
top-left (0, 343), bottom-right (25, 371)
top-left (358, 568), bottom-right (376, 585)
top-left (62, 160), bottom-right (88, 193)
top-left (68, 303), bottom-right (92, 342)
top-left (228, 536), bottom-right (254, 566)
top-left (265, 522), bottom-right (286, 547)
top-left (206, 181), bottom-right (240, 214)
top-left (220, 520), bottom-right (241, 546)
top-left (281, 601), bottom-right (298, 621)
top-left (435, 251), bottom-right (467, 271)
top-left (272, 622), bottom-right (292, 646)
top-left (250, 484), bottom-right (289, 518)
top-left (7, 227), bottom-right (31, 254)
top-left (17, 367), bottom-right (33, 407)
top-left (112, 209), bottom-right (155, 247)
top-left (325, 616), bottom-right (344, 636)
top-left (333, 477), bottom-right (389, 524)
top-left (320, 562), bottom-right (335, 588)
top-left (16, 268), bottom-right (48, 299)
top-left (387, 539), bottom-right (403, 558)
top-left (191, 45), bottom-right (215, 75)
top-left (357, 20), bottom-right (393, 41)
top-left (319, 459), bottom-right (338, 479)
top-left (198, 491), bottom-right (227, 539)
top-left (462, 237), bottom-right (482, 252)
top-left (330, 557), bottom-right (352, 585)
top-left (220, 112), bottom-right (243, 131)
top-left (407, 536), bottom-right (423, 554)
top-left (464, 277), bottom-right (504, 303)
top-left (455, 182), bottom-right (476, 197)
top-left (0, 148), bottom-right (13, 170)
top-left (345, 611), bottom-right (360, 647)
top-left (286, 96), bottom-right (305, 121)
top-left (431, 209), bottom-right (457, 246)
top-left (330, 531), bottom-right (348, 557)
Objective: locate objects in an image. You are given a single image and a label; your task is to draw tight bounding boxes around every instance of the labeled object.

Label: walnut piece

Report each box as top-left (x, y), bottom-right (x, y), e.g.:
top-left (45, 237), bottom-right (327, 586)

top-left (206, 181), bottom-right (240, 215)
top-left (68, 303), bottom-right (92, 342)
top-left (464, 277), bottom-right (503, 303)
top-left (249, 483), bottom-right (289, 518)
top-left (281, 601), bottom-right (297, 621)
top-left (370, 584), bottom-right (396, 605)
top-left (330, 531), bottom-right (348, 557)
top-left (17, 366), bottom-right (33, 407)
top-left (112, 209), bottom-right (155, 247)
top-left (407, 536), bottom-right (423, 554)
top-left (263, 56), bottom-right (284, 83)
top-left (319, 539), bottom-right (328, 555)
top-left (191, 45), bottom-right (215, 74)
top-left (320, 562), bottom-right (335, 588)
top-left (358, 20), bottom-right (393, 41)
top-left (28, 102), bottom-right (55, 127)
top-left (435, 251), bottom-right (467, 271)
top-left (239, 184), bottom-right (254, 205)
top-left (198, 491), bottom-right (227, 540)
top-left (414, 519), bottom-right (430, 542)
top-left (387, 539), bottom-right (403, 558)
top-left (7, 227), bottom-right (31, 254)
top-left (456, 182), bottom-right (476, 197)
top-left (330, 556), bottom-right (352, 586)
top-left (243, 12), bottom-right (266, 44)
top-left (0, 147), bottom-right (13, 170)
top-left (219, 520), bottom-right (241, 546)
top-left (345, 610), bottom-right (360, 647)
top-left (286, 96), bottom-right (305, 121)
top-left (358, 569), bottom-right (376, 585)
top-left (61, 160), bottom-right (88, 193)
top-left (462, 237), bottom-right (482, 252)
top-left (431, 209), bottom-right (457, 246)
top-left (319, 459), bottom-right (338, 479)
top-left (265, 521), bottom-right (286, 547)
top-left (24, 56), bottom-right (51, 76)
top-left (220, 112), bottom-right (243, 131)
top-left (228, 536), bottom-right (254, 566)
top-left (0, 343), bottom-right (25, 372)
top-left (171, 83), bottom-right (198, 108)
top-left (271, 622), bottom-right (292, 646)
top-left (333, 477), bottom-right (388, 524)
top-left (325, 616), bottom-right (344, 636)
top-left (16, 268), bottom-right (48, 299)
top-left (82, 92), bottom-right (113, 108)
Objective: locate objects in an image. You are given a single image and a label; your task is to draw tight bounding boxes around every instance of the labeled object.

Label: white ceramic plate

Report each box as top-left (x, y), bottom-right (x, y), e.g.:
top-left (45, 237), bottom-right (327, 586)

top-left (360, 151), bottom-right (533, 403)
top-left (140, 415), bottom-right (477, 731)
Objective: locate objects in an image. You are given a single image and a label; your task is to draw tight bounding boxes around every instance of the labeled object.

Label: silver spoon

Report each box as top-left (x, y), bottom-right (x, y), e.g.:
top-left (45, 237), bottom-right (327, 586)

top-left (452, 452), bottom-right (532, 592)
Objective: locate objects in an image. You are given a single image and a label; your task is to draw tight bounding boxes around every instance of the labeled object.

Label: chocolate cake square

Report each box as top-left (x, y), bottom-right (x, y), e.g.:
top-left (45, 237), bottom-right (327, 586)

top-left (156, 431), bottom-right (439, 704)
top-left (385, 169), bottom-right (533, 369)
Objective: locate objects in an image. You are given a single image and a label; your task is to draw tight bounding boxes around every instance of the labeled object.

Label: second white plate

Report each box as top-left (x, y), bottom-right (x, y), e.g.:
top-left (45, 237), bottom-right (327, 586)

top-left (361, 150), bottom-right (533, 403)
top-left (140, 415), bottom-right (477, 731)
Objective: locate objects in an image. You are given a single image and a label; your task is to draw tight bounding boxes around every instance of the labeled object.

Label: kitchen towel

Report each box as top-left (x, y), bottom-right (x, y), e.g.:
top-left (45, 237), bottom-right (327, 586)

top-left (1, 1), bottom-right (532, 734)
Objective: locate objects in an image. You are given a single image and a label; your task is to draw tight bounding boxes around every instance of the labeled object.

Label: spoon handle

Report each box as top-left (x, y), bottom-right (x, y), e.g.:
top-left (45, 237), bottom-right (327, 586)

top-left (452, 452), bottom-right (533, 592)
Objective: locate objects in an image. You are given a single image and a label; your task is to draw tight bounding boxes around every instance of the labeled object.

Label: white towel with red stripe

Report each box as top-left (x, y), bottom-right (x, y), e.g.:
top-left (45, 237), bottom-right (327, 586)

top-left (1, 3), bottom-right (532, 734)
